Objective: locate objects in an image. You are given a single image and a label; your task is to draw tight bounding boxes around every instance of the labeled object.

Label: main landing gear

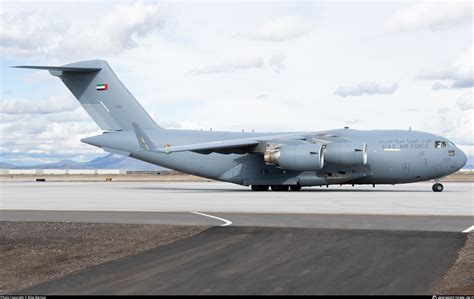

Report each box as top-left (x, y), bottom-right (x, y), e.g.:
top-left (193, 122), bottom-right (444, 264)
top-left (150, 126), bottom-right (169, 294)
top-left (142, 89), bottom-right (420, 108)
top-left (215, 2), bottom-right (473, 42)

top-left (250, 185), bottom-right (302, 191)
top-left (271, 185), bottom-right (289, 191)
top-left (289, 185), bottom-right (302, 191)
top-left (432, 183), bottom-right (444, 192)
top-left (251, 185), bottom-right (269, 191)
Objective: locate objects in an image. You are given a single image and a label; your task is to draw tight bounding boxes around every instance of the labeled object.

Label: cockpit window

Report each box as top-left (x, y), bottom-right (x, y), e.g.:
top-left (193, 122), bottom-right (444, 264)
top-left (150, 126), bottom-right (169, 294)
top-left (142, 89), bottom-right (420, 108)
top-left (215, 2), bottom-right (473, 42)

top-left (435, 141), bottom-right (448, 148)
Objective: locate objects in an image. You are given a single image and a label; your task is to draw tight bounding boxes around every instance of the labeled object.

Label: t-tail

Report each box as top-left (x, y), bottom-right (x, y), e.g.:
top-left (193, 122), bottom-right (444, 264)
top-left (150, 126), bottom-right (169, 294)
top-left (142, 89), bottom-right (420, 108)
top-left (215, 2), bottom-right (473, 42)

top-left (13, 60), bottom-right (159, 131)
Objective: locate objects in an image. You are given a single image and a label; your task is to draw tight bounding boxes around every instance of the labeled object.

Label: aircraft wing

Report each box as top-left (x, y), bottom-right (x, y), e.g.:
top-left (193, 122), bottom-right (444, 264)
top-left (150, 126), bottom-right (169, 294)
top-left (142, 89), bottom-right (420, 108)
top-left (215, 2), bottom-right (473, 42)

top-left (132, 122), bottom-right (307, 154)
top-left (154, 133), bottom-right (307, 154)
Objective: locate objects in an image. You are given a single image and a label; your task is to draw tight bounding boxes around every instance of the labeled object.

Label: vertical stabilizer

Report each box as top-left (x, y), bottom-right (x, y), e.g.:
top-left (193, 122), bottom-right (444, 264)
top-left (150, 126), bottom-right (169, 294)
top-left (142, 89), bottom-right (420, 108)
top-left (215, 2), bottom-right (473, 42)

top-left (14, 60), bottom-right (159, 131)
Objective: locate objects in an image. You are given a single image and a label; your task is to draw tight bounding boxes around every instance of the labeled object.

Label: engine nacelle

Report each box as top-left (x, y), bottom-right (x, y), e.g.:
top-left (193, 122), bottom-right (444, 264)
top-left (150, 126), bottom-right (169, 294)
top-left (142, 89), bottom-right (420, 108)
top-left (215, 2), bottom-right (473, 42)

top-left (324, 142), bottom-right (367, 166)
top-left (264, 144), bottom-right (324, 171)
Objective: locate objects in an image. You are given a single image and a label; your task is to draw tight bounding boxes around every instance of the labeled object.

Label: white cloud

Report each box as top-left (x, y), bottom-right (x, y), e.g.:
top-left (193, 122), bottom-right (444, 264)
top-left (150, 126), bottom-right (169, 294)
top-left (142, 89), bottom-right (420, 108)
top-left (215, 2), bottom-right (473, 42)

top-left (190, 54), bottom-right (287, 75)
top-left (385, 2), bottom-right (472, 33)
top-left (335, 82), bottom-right (398, 97)
top-left (432, 103), bottom-right (473, 147)
top-left (457, 93), bottom-right (473, 110)
top-left (0, 12), bottom-right (66, 57)
top-left (451, 109), bottom-right (473, 146)
top-left (418, 46), bottom-right (474, 90)
top-left (55, 2), bottom-right (164, 58)
top-left (0, 95), bottom-right (78, 114)
top-left (0, 114), bottom-right (102, 165)
top-left (0, 2), bottom-right (165, 59)
top-left (190, 57), bottom-right (264, 75)
top-left (268, 54), bottom-right (286, 73)
top-left (35, 122), bottom-right (98, 140)
top-left (256, 93), bottom-right (270, 100)
top-left (345, 119), bottom-right (360, 126)
top-left (234, 16), bottom-right (310, 42)
top-left (0, 93), bottom-right (102, 164)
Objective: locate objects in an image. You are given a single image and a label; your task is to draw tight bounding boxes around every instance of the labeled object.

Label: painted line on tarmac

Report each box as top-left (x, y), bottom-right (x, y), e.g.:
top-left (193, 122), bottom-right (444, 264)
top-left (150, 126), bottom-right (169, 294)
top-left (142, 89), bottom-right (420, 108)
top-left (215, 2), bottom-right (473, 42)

top-left (191, 212), bottom-right (232, 227)
top-left (462, 225), bottom-right (474, 233)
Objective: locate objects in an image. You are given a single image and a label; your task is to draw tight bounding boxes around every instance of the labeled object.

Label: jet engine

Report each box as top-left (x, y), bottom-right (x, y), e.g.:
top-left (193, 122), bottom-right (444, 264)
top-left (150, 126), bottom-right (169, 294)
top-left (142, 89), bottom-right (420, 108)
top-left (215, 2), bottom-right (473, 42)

top-left (264, 144), bottom-right (324, 171)
top-left (324, 142), bottom-right (367, 166)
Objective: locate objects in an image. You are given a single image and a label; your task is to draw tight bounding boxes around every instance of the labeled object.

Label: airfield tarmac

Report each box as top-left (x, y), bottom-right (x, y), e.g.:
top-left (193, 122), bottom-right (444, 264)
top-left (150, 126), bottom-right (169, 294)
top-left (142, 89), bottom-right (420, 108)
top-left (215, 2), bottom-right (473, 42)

top-left (1, 181), bottom-right (473, 215)
top-left (1, 181), bottom-right (473, 294)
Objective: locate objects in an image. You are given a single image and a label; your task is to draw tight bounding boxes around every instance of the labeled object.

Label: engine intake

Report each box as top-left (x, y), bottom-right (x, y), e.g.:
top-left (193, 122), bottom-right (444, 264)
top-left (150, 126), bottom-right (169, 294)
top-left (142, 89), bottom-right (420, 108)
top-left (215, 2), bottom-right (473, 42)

top-left (264, 144), bottom-right (324, 171)
top-left (324, 142), bottom-right (367, 166)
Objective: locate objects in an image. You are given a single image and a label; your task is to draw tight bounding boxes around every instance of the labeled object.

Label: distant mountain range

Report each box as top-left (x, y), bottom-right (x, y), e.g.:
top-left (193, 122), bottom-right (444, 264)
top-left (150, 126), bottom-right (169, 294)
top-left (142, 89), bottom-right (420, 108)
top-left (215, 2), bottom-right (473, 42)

top-left (0, 154), bottom-right (166, 170)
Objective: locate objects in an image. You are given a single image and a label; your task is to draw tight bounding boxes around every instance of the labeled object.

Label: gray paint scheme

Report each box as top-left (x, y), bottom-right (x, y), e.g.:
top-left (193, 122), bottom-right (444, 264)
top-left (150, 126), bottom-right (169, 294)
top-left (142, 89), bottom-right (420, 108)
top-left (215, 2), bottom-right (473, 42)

top-left (15, 60), bottom-right (468, 188)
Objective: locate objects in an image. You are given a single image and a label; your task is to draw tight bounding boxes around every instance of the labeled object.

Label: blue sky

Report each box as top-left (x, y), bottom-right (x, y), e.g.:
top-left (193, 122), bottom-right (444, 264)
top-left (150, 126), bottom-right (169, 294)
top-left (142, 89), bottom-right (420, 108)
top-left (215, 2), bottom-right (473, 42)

top-left (0, 0), bottom-right (472, 165)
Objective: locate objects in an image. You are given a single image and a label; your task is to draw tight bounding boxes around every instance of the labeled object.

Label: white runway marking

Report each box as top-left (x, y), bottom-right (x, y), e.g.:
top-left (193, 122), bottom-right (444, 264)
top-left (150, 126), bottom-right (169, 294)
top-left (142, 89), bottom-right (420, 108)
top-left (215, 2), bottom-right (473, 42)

top-left (191, 212), bottom-right (232, 227)
top-left (462, 225), bottom-right (474, 233)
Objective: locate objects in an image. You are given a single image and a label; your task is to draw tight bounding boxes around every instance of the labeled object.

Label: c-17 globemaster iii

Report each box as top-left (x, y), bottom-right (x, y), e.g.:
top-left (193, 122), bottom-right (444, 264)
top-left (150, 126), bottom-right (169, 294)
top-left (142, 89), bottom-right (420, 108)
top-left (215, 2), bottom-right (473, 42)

top-left (15, 60), bottom-right (467, 192)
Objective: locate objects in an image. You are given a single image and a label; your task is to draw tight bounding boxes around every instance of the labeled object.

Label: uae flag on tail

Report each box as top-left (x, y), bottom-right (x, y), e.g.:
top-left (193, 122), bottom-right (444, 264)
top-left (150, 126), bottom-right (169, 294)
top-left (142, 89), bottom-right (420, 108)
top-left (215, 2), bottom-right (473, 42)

top-left (96, 83), bottom-right (108, 91)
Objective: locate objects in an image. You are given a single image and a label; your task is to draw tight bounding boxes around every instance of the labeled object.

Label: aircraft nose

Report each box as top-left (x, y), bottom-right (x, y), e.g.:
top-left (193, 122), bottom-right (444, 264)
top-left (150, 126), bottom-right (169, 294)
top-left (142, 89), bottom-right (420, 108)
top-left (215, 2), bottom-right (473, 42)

top-left (458, 148), bottom-right (468, 169)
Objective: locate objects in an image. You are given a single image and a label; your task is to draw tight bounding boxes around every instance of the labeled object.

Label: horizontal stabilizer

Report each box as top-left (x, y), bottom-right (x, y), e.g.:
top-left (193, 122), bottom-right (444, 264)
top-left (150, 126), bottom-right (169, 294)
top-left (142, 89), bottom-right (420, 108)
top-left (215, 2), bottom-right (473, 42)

top-left (12, 66), bottom-right (101, 72)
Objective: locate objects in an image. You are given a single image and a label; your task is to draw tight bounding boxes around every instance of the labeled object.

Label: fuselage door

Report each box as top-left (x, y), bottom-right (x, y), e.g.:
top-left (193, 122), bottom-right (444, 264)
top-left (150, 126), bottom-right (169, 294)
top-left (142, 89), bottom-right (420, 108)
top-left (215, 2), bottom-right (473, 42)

top-left (402, 163), bottom-right (409, 176)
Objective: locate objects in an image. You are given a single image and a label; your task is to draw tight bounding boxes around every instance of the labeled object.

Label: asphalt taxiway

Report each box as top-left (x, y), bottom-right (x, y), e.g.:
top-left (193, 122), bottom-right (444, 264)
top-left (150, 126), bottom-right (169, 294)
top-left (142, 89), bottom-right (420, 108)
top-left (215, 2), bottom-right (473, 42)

top-left (18, 227), bottom-right (467, 295)
top-left (1, 210), bottom-right (473, 232)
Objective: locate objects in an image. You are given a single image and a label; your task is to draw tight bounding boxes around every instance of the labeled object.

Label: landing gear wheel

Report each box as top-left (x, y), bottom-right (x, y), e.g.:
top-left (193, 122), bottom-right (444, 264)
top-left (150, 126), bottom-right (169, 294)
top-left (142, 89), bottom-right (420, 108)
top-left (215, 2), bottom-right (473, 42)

top-left (290, 185), bottom-right (302, 191)
top-left (271, 185), bottom-right (289, 191)
top-left (251, 185), bottom-right (269, 191)
top-left (432, 183), bottom-right (444, 192)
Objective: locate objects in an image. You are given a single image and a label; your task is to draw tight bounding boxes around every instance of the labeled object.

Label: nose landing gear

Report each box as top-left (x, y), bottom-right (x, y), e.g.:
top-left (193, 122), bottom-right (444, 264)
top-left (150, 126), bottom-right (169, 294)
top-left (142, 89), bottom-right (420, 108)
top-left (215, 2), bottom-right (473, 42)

top-left (432, 183), bottom-right (444, 192)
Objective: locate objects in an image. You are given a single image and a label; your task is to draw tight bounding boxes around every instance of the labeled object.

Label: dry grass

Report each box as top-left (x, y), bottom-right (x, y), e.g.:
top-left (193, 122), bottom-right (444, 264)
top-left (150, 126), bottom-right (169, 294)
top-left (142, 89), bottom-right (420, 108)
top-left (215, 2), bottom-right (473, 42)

top-left (434, 233), bottom-right (474, 295)
top-left (0, 222), bottom-right (207, 293)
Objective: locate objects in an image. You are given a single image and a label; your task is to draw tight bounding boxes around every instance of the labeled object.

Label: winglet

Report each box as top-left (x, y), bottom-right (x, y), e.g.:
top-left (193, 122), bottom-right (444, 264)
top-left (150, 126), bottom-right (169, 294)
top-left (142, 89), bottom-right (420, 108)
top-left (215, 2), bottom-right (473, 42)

top-left (132, 122), bottom-right (157, 151)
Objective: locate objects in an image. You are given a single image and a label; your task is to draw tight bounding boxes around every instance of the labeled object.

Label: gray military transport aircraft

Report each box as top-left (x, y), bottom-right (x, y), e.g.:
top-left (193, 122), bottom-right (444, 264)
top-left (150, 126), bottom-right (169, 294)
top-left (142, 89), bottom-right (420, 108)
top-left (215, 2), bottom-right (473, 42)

top-left (15, 60), bottom-right (467, 192)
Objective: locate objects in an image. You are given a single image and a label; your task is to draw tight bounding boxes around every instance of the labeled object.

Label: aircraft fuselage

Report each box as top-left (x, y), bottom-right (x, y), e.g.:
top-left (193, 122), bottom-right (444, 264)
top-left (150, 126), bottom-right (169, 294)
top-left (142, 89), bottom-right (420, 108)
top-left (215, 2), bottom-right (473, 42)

top-left (83, 128), bottom-right (467, 187)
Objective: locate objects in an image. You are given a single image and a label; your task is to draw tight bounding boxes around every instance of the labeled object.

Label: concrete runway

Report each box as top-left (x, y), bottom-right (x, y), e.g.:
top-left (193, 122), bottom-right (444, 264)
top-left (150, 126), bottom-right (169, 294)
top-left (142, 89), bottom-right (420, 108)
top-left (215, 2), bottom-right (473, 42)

top-left (2, 181), bottom-right (473, 294)
top-left (1, 181), bottom-right (473, 215)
